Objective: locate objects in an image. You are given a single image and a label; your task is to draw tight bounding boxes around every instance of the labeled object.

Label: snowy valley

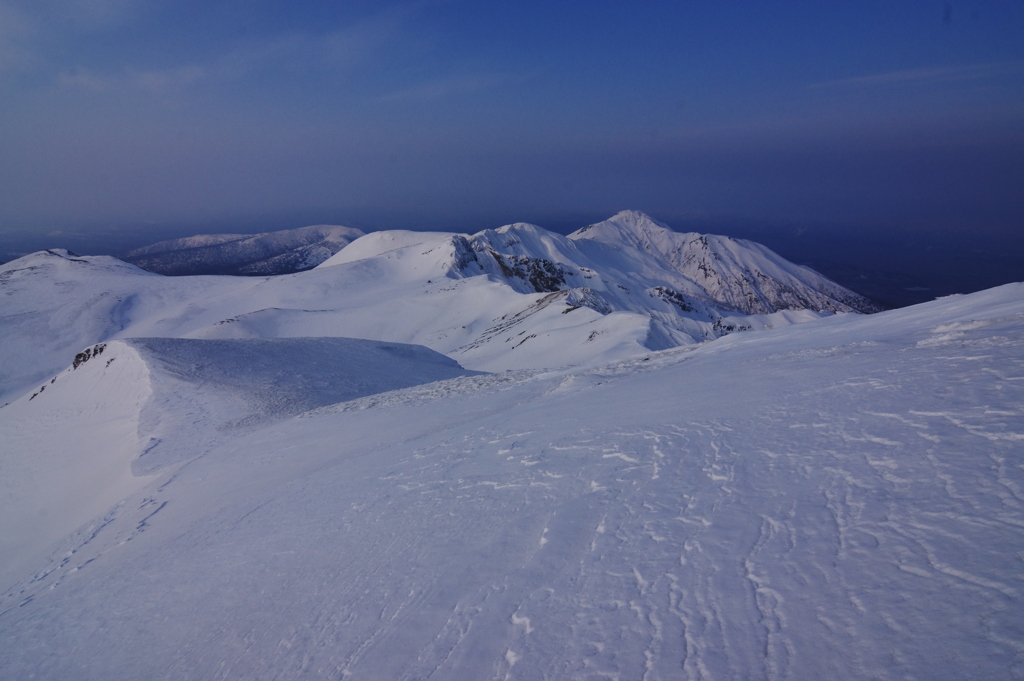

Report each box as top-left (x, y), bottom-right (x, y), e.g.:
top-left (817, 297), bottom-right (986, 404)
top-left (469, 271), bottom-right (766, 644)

top-left (1, 212), bottom-right (1022, 680)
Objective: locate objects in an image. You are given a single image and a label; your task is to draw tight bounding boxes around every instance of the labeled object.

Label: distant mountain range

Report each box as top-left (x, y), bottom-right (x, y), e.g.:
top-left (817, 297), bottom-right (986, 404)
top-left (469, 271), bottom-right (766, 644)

top-left (122, 224), bottom-right (365, 275)
top-left (0, 210), bottom-right (877, 405)
top-left (120, 214), bottom-right (876, 320)
top-left (124, 210), bottom-right (881, 317)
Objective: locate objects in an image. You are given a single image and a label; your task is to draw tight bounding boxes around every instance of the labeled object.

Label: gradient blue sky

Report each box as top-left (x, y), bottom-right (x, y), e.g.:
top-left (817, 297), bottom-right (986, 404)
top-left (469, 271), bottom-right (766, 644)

top-left (1, 0), bottom-right (1023, 241)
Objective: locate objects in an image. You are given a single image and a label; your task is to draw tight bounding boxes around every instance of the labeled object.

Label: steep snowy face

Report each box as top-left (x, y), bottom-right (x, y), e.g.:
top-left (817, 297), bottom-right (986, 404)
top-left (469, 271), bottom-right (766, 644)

top-left (456, 223), bottom-right (587, 294)
top-left (124, 224), bottom-right (366, 276)
top-left (317, 222), bottom-right (765, 350)
top-left (439, 217), bottom-right (870, 342)
top-left (570, 210), bottom-right (881, 314)
top-left (0, 340), bottom-right (156, 585)
top-left (123, 336), bottom-right (485, 475)
top-left (0, 335), bottom-right (479, 586)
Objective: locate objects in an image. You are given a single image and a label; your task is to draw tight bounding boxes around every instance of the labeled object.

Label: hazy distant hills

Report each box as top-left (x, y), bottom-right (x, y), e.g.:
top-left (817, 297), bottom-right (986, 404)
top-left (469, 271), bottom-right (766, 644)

top-left (122, 224), bottom-right (365, 275)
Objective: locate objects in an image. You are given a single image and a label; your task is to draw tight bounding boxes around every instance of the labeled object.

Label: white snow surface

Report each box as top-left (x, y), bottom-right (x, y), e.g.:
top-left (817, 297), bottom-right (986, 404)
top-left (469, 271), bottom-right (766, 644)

top-left (0, 213), bottom-right (870, 405)
top-left (1, 282), bottom-right (1023, 680)
top-left (569, 211), bottom-right (879, 315)
top-left (0, 336), bottom-right (478, 587)
top-left (124, 224), bottom-right (366, 275)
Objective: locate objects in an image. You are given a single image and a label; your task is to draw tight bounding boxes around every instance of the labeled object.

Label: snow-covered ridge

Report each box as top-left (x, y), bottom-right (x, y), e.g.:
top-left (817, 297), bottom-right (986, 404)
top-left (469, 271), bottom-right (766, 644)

top-left (320, 210), bottom-right (878, 317)
top-left (0, 340), bottom-right (156, 585)
top-left (1, 282), bottom-right (1022, 679)
top-left (0, 335), bottom-right (478, 581)
top-left (124, 224), bottom-right (365, 275)
top-left (12, 336), bottom-right (481, 472)
top-left (568, 210), bottom-right (880, 315)
top-left (0, 212), bottom-right (878, 405)
top-left (313, 210), bottom-right (875, 354)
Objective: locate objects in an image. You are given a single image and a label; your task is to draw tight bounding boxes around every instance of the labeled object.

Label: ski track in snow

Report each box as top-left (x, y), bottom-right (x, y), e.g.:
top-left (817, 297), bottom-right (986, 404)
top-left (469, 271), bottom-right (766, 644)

top-left (1, 290), bottom-right (1024, 679)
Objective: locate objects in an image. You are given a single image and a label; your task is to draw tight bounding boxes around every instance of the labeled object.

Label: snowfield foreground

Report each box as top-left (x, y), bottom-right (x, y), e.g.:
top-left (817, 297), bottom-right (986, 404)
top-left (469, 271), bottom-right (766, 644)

top-left (1, 283), bottom-right (1023, 680)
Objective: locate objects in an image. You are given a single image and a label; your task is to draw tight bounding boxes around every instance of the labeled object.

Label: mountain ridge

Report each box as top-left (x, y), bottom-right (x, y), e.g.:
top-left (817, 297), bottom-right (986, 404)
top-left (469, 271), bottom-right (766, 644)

top-left (123, 224), bottom-right (365, 276)
top-left (2, 282), bottom-right (1022, 679)
top-left (1, 212), bottom-right (877, 404)
top-left (569, 210), bottom-right (881, 314)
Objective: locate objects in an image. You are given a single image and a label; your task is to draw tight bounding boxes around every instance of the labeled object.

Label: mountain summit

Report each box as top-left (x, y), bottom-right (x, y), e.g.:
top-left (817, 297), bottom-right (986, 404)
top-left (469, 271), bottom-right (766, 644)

top-left (569, 211), bottom-right (880, 315)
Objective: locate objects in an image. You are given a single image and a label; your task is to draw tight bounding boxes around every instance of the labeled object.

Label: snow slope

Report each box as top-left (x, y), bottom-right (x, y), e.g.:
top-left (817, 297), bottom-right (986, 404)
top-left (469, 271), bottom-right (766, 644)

top-left (570, 210), bottom-right (880, 314)
top-left (0, 341), bottom-right (156, 588)
top-left (0, 249), bottom-right (254, 404)
top-left (0, 247), bottom-right (662, 403)
top-left (1, 213), bottom-right (862, 404)
top-left (0, 336), bottom-right (478, 586)
top-left (124, 224), bottom-right (366, 275)
top-left (1, 283), bottom-right (1022, 680)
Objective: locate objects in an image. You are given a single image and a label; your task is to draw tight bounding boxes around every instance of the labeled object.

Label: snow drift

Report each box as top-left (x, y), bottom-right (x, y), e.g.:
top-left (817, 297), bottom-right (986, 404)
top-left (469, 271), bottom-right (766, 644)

top-left (1, 282), bottom-right (1022, 680)
top-left (0, 336), bottom-right (478, 585)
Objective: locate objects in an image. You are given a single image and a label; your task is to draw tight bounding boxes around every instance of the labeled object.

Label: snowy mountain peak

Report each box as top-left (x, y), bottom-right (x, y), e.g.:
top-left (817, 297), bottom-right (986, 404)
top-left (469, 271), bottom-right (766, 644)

top-left (0, 248), bottom-right (151, 277)
top-left (0, 210), bottom-right (881, 405)
top-left (494, 221), bottom-right (546, 237)
top-left (570, 211), bottom-right (880, 315)
top-left (3, 248), bottom-right (88, 267)
top-left (568, 210), bottom-right (674, 248)
top-left (43, 248), bottom-right (80, 258)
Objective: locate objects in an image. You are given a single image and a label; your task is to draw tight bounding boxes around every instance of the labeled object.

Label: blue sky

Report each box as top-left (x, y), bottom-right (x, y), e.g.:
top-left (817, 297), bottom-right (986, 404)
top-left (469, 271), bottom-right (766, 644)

top-left (1, 0), bottom-right (1023, 239)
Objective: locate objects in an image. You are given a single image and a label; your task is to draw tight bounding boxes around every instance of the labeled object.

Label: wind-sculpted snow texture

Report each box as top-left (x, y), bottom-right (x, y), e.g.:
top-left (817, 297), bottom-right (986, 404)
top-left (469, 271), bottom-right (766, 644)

top-left (1, 284), bottom-right (1022, 680)
top-left (0, 336), bottom-right (479, 587)
top-left (123, 224), bottom-right (365, 275)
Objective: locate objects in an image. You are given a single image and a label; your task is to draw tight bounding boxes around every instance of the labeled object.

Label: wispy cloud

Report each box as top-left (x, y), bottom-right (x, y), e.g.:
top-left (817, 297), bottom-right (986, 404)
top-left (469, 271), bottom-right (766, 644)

top-left (0, 2), bottom-right (39, 72)
top-left (58, 63), bottom-right (211, 96)
top-left (1, 0), bottom-right (148, 76)
top-left (319, 5), bottom-right (414, 69)
top-left (380, 74), bottom-right (506, 103)
top-left (52, 6), bottom-right (419, 99)
top-left (811, 61), bottom-right (1024, 88)
top-left (2, 0), bottom-right (145, 34)
top-left (49, 0), bottom-right (145, 29)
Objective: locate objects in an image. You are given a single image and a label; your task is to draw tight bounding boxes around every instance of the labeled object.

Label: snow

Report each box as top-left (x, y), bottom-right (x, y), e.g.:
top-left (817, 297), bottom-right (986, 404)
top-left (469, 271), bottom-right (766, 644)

top-left (0, 336), bottom-right (478, 589)
top-left (0, 341), bottom-right (157, 588)
top-left (570, 210), bottom-right (881, 315)
top-left (0, 215), bottom-right (860, 404)
top-left (1, 282), bottom-right (1023, 680)
top-left (124, 224), bottom-right (366, 275)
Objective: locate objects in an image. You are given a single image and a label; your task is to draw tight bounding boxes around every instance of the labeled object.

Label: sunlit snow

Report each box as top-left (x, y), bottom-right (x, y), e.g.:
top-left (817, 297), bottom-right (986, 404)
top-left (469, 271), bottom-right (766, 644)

top-left (0, 218), bottom-right (1021, 680)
